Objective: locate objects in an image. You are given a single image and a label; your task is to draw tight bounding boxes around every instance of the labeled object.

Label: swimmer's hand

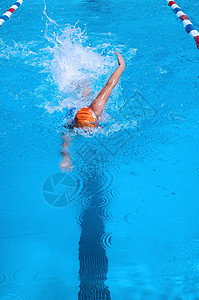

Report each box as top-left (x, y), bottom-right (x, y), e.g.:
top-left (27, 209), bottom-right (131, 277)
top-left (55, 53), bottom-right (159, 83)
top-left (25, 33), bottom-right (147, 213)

top-left (60, 158), bottom-right (73, 173)
top-left (116, 52), bottom-right (125, 69)
top-left (60, 139), bottom-right (73, 172)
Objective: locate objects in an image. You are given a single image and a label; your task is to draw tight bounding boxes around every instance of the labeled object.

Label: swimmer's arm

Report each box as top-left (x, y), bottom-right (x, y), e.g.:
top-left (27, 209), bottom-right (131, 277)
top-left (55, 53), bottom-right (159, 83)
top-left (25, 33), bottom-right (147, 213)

top-left (89, 52), bottom-right (125, 118)
top-left (106, 52), bottom-right (125, 88)
top-left (60, 135), bottom-right (73, 172)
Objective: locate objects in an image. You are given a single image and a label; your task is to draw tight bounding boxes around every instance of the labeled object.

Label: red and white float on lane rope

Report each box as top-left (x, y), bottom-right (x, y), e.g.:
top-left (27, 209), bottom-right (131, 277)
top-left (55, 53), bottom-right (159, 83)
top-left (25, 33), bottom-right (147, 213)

top-left (0, 0), bottom-right (24, 28)
top-left (167, 0), bottom-right (199, 49)
top-left (1, 0), bottom-right (198, 49)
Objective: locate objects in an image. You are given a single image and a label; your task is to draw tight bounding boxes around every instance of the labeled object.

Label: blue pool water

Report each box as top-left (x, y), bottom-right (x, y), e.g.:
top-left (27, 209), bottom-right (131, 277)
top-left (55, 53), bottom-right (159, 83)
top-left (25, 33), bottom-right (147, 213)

top-left (0, 0), bottom-right (199, 299)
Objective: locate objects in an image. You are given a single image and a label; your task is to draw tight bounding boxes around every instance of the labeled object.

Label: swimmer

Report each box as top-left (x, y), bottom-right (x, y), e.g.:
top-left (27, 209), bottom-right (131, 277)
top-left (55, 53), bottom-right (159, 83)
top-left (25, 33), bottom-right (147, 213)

top-left (60, 51), bottom-right (125, 171)
top-left (68, 52), bottom-right (125, 129)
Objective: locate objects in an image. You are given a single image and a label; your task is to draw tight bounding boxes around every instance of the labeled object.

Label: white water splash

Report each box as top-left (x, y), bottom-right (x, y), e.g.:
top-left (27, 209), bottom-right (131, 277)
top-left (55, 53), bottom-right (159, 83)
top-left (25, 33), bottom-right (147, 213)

top-left (50, 27), bottom-right (112, 93)
top-left (43, 22), bottom-right (115, 114)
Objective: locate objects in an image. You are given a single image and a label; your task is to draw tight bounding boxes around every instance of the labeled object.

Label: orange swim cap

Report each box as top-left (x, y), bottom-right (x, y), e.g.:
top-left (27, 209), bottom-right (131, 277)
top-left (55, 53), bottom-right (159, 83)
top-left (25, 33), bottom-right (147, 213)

top-left (75, 107), bottom-right (97, 128)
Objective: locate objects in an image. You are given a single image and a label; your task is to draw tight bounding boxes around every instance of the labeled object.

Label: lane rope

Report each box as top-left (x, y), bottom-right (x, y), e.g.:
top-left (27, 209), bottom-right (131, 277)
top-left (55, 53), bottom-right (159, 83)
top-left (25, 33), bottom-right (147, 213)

top-left (0, 0), bottom-right (24, 28)
top-left (167, 0), bottom-right (199, 49)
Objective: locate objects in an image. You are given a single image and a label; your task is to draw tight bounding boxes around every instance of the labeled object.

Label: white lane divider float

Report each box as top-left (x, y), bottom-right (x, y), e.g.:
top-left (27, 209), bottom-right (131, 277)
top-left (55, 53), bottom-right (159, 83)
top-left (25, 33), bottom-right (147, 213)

top-left (0, 0), bottom-right (24, 28)
top-left (167, 0), bottom-right (199, 49)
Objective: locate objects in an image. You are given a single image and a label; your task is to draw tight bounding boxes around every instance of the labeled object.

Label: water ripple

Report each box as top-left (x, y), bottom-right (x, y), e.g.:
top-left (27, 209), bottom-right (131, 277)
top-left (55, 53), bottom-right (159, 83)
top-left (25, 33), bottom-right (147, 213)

top-left (0, 273), bottom-right (7, 287)
top-left (99, 207), bottom-right (115, 223)
top-left (84, 171), bottom-right (113, 197)
top-left (0, 291), bottom-right (27, 300)
top-left (76, 171), bottom-right (114, 211)
top-left (188, 239), bottom-right (199, 247)
top-left (159, 261), bottom-right (199, 293)
top-left (100, 232), bottom-right (112, 250)
top-left (0, 235), bottom-right (13, 247)
top-left (76, 211), bottom-right (85, 227)
top-left (124, 213), bottom-right (131, 224)
top-left (160, 272), bottom-right (186, 291)
top-left (81, 196), bottom-right (109, 209)
top-left (108, 264), bottom-right (151, 286)
top-left (76, 206), bottom-right (116, 228)
top-left (12, 268), bottom-right (38, 283)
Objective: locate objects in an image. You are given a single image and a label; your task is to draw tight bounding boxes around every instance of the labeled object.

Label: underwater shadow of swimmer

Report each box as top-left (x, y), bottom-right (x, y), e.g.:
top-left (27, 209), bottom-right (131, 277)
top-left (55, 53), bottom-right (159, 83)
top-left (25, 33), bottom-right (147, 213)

top-left (78, 172), bottom-right (111, 299)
